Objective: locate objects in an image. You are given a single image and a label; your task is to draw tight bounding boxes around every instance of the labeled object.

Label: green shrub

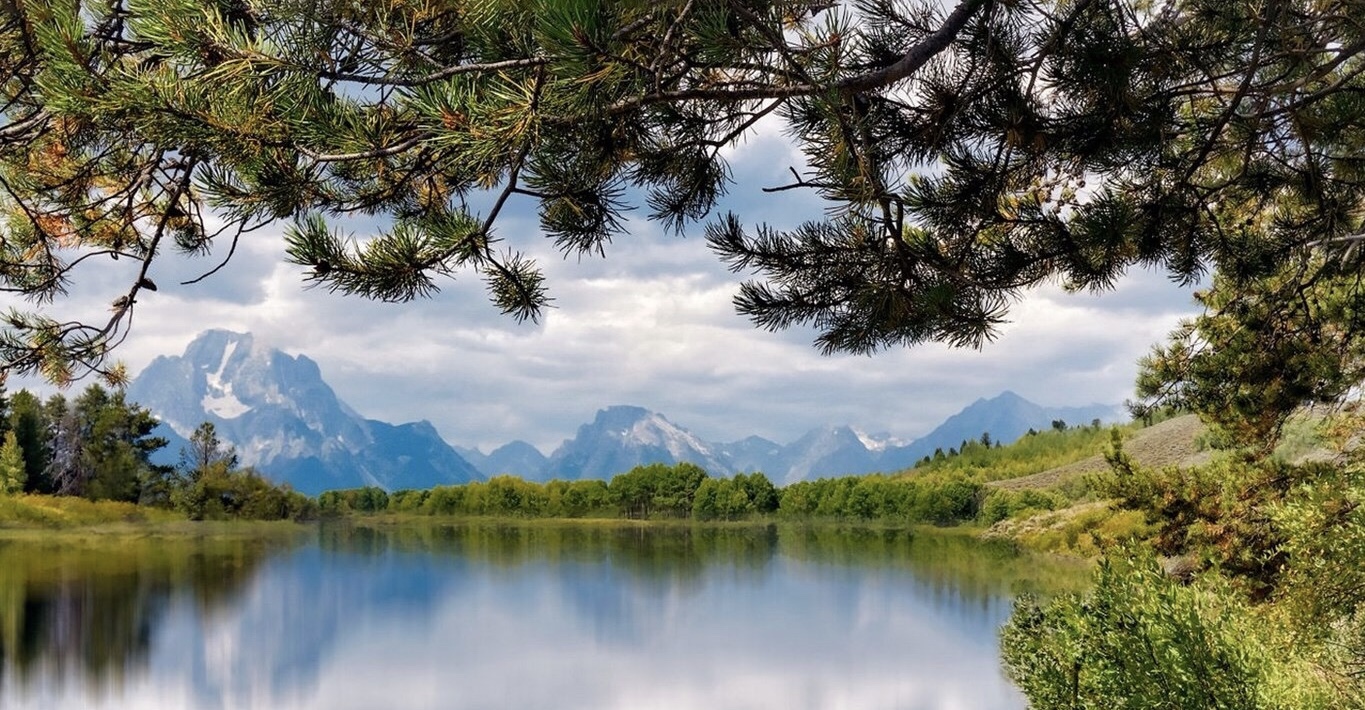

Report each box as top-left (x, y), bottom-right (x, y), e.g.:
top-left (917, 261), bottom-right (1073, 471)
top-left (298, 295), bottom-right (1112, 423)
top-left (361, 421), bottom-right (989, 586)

top-left (1002, 549), bottom-right (1337, 710)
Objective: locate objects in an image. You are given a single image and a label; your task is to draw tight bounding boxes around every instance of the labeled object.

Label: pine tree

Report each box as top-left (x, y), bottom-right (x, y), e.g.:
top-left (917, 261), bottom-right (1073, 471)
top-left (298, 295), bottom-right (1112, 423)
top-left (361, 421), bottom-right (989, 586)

top-left (0, 1), bottom-right (1360, 379)
top-left (178, 421), bottom-right (239, 485)
top-left (7, 390), bottom-right (50, 493)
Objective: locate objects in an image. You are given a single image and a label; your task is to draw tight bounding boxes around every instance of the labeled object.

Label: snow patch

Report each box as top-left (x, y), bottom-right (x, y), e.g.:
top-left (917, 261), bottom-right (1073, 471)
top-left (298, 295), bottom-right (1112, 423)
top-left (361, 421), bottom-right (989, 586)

top-left (853, 428), bottom-right (905, 452)
top-left (201, 338), bottom-right (251, 419)
top-left (632, 413), bottom-right (717, 459)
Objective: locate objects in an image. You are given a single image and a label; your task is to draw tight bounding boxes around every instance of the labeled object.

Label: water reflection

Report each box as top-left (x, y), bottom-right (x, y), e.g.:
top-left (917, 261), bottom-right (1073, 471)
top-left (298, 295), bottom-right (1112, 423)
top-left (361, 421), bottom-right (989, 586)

top-left (0, 535), bottom-right (293, 703)
top-left (0, 524), bottom-right (1083, 710)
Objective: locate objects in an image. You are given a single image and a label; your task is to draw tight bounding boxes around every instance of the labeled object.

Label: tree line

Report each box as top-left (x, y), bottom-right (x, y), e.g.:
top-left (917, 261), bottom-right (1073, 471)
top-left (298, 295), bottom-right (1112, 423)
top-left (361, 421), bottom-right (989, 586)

top-left (318, 462), bottom-right (1027, 527)
top-left (0, 384), bottom-right (313, 521)
top-left (0, 381), bottom-right (1069, 528)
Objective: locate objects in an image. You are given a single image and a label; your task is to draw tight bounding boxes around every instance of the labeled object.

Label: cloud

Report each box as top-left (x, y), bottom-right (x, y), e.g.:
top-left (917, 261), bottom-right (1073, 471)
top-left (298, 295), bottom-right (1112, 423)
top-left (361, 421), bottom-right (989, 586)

top-left (6, 129), bottom-right (1201, 453)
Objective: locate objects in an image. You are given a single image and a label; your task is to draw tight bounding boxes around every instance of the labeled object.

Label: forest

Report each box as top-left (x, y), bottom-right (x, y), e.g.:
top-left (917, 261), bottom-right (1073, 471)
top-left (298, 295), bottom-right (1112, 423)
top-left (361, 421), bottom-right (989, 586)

top-left (0, 384), bottom-right (314, 522)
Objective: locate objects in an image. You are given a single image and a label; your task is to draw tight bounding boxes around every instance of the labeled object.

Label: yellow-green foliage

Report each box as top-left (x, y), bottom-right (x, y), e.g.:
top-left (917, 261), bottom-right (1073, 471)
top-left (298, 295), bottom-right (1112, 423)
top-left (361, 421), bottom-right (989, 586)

top-left (778, 474), bottom-right (983, 524)
top-left (903, 424), bottom-right (1125, 484)
top-left (1003, 549), bottom-right (1342, 710)
top-left (417, 476), bottom-right (616, 519)
top-left (0, 494), bottom-right (182, 528)
top-left (1002, 505), bottom-right (1153, 557)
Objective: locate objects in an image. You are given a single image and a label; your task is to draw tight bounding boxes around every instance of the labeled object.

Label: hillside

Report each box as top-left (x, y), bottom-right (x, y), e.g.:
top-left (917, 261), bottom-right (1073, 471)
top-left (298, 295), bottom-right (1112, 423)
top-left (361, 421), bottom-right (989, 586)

top-left (990, 415), bottom-right (1210, 491)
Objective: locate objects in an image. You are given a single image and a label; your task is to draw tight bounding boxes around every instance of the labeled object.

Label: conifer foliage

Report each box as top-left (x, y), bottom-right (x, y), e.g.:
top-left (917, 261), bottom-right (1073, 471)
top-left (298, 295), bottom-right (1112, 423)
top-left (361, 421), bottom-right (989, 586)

top-left (0, 0), bottom-right (1362, 377)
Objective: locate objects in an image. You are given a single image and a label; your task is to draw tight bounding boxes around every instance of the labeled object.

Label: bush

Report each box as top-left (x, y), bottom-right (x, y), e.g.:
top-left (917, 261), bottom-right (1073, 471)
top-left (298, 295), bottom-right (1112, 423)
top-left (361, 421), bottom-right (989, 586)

top-left (1002, 549), bottom-right (1337, 710)
top-left (175, 468), bottom-right (314, 521)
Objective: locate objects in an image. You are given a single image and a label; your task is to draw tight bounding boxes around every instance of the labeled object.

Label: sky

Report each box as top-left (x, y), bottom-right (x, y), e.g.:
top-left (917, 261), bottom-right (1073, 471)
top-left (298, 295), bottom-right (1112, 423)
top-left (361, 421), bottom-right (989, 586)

top-left (8, 123), bottom-right (1202, 453)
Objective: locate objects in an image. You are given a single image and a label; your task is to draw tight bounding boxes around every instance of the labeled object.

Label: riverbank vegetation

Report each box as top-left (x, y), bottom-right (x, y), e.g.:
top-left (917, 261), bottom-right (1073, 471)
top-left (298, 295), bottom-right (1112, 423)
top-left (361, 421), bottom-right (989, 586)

top-left (317, 423), bottom-right (1131, 527)
top-left (0, 384), bottom-right (314, 524)
top-left (1000, 263), bottom-right (1365, 709)
top-left (0, 376), bottom-right (1143, 531)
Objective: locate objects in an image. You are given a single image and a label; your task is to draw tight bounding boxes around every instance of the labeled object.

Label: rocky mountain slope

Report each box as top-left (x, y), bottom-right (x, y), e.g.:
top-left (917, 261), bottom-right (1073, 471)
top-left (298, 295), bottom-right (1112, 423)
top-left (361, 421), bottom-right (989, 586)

top-left (128, 330), bottom-right (1126, 491)
top-left (127, 330), bottom-right (482, 494)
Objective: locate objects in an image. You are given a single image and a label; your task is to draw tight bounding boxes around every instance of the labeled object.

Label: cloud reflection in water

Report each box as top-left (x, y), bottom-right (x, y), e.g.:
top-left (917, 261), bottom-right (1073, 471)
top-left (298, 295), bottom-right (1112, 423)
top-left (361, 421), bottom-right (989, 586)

top-left (0, 525), bottom-right (1049, 710)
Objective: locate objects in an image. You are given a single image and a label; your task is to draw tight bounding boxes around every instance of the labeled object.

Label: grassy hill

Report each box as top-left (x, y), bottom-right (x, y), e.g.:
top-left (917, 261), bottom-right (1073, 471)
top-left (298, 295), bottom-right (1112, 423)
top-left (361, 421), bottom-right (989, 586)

top-left (970, 411), bottom-right (1352, 555)
top-left (890, 413), bottom-right (1216, 556)
top-left (897, 413), bottom-right (1210, 490)
top-left (990, 414), bottom-right (1210, 491)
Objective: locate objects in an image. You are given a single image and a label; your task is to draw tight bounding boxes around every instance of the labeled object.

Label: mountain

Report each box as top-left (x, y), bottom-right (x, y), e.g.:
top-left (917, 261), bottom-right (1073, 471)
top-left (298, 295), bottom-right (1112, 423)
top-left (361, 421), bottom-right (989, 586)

top-left (715, 436), bottom-right (784, 474)
top-left (770, 425), bottom-right (879, 485)
top-left (458, 441), bottom-right (548, 479)
top-left (126, 332), bottom-right (1124, 489)
top-left (897, 390), bottom-right (1124, 461)
top-left (467, 394), bottom-right (1124, 484)
top-left (127, 330), bottom-right (482, 495)
top-left (543, 406), bottom-right (731, 480)
top-left (709, 392), bottom-right (1124, 483)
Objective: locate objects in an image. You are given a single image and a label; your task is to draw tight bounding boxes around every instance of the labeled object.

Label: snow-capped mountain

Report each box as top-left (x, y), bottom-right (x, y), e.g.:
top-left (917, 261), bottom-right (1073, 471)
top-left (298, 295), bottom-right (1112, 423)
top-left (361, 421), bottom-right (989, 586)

top-left (542, 406), bottom-right (732, 480)
top-left (766, 425), bottom-right (880, 485)
top-left (125, 331), bottom-right (1127, 491)
top-left (458, 392), bottom-right (1123, 484)
top-left (127, 330), bottom-right (482, 494)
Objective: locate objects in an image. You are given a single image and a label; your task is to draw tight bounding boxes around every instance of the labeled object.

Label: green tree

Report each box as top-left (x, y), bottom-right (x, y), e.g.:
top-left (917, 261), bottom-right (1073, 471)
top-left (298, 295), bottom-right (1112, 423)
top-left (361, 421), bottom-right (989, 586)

top-left (734, 472), bottom-right (779, 513)
top-left (610, 462), bottom-right (709, 518)
top-left (1, 1), bottom-right (1362, 380)
top-left (1134, 261), bottom-right (1365, 453)
top-left (0, 430), bottom-right (24, 494)
top-left (7, 390), bottom-right (51, 493)
top-left (83, 388), bottom-right (170, 503)
top-left (178, 422), bottom-right (239, 482)
top-left (181, 464), bottom-right (314, 521)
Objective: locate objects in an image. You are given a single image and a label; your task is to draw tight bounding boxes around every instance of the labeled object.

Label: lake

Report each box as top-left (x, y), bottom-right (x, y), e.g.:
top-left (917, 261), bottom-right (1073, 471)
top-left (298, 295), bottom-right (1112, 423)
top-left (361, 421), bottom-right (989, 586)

top-left (0, 523), bottom-right (1082, 710)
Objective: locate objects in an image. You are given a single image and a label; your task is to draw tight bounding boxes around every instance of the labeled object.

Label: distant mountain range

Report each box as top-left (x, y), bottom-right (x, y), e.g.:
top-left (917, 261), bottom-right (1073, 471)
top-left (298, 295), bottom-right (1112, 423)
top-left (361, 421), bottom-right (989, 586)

top-left (129, 330), bottom-right (1124, 493)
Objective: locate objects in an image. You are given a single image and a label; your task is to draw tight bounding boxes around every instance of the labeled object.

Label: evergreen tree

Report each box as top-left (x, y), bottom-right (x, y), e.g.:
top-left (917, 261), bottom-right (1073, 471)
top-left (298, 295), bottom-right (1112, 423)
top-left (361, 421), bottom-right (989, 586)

top-left (77, 387), bottom-right (169, 503)
top-left (0, 1), bottom-right (1359, 379)
top-left (1134, 258), bottom-right (1365, 452)
top-left (178, 422), bottom-right (239, 482)
top-left (7, 390), bottom-right (51, 493)
top-left (0, 430), bottom-right (24, 495)
top-left (44, 394), bottom-right (88, 496)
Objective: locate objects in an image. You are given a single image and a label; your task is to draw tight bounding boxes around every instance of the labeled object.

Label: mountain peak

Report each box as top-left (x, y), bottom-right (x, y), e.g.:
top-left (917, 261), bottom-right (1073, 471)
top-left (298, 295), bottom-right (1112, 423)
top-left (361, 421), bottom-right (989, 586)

top-left (591, 405), bottom-right (652, 429)
top-left (544, 405), bottom-right (728, 479)
top-left (128, 330), bottom-right (481, 493)
top-left (183, 329), bottom-right (255, 363)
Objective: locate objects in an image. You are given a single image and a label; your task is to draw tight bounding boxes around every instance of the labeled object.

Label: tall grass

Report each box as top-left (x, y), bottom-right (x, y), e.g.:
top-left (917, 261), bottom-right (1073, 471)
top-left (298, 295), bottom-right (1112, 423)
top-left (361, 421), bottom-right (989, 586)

top-left (0, 494), bottom-right (183, 528)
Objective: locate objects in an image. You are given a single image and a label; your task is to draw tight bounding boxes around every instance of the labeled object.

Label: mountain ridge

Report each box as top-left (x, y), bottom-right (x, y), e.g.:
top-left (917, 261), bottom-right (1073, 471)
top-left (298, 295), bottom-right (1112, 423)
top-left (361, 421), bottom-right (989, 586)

top-left (128, 330), bottom-right (482, 495)
top-left (129, 330), bottom-right (1125, 491)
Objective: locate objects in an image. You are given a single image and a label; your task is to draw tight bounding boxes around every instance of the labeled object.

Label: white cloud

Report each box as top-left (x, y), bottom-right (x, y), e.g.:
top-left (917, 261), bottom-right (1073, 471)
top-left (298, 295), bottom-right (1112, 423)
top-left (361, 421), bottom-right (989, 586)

top-left (5, 134), bottom-right (1201, 453)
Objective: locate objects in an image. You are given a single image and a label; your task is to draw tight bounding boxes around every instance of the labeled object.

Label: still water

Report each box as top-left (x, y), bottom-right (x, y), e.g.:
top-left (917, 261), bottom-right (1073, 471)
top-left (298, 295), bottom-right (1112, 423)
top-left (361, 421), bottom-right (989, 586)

top-left (0, 523), bottom-right (1080, 710)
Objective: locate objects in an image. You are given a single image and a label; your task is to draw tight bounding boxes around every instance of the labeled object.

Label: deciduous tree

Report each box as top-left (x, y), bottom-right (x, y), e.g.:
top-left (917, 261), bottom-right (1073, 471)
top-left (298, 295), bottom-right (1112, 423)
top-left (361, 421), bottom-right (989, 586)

top-left (0, 430), bottom-right (25, 494)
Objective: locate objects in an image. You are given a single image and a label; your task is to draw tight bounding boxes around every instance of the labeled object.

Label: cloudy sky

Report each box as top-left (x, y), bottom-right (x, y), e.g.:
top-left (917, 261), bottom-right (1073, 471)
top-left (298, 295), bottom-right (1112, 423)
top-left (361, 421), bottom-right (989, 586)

top-left (10, 124), bottom-right (1201, 453)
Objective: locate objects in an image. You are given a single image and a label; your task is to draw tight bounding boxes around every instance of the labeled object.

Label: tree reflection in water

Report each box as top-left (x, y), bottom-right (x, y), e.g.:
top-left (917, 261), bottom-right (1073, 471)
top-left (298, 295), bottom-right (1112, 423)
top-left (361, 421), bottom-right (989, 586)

top-left (0, 533), bottom-right (300, 695)
top-left (0, 522), bottom-right (1086, 709)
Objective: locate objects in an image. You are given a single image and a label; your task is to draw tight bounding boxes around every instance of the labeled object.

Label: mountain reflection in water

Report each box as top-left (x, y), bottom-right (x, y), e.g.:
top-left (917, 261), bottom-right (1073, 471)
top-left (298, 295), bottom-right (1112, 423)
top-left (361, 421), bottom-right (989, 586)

top-left (0, 524), bottom-right (1082, 710)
